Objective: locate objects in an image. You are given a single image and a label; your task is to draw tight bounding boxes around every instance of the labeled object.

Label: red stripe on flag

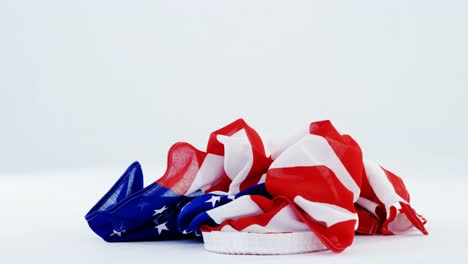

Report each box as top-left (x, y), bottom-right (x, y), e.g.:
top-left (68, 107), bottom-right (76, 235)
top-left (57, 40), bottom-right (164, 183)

top-left (309, 121), bottom-right (363, 189)
top-left (266, 166), bottom-right (356, 213)
top-left (381, 167), bottom-right (411, 202)
top-left (156, 142), bottom-right (207, 195)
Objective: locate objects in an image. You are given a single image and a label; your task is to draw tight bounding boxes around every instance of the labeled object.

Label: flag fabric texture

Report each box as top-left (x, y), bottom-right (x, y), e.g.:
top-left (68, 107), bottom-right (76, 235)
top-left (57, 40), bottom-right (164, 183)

top-left (85, 119), bottom-right (428, 254)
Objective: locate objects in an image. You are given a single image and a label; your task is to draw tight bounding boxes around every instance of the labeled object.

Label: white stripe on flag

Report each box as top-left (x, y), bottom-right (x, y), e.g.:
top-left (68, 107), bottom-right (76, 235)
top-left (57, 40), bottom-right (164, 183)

top-left (356, 197), bottom-right (379, 217)
top-left (270, 126), bottom-right (310, 160)
top-left (217, 129), bottom-right (254, 194)
top-left (387, 211), bottom-right (413, 234)
top-left (207, 195), bottom-right (262, 224)
top-left (294, 195), bottom-right (358, 228)
top-left (186, 153), bottom-right (225, 195)
top-left (240, 205), bottom-right (310, 233)
top-left (363, 159), bottom-right (405, 209)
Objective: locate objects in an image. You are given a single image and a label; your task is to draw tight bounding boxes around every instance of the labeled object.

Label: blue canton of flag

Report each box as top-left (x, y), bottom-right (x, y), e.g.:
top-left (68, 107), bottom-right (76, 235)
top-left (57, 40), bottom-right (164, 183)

top-left (85, 162), bottom-right (199, 242)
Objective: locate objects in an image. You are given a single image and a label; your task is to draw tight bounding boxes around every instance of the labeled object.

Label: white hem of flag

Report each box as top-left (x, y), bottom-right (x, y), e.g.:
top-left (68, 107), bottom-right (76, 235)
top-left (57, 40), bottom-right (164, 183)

top-left (202, 231), bottom-right (327, 255)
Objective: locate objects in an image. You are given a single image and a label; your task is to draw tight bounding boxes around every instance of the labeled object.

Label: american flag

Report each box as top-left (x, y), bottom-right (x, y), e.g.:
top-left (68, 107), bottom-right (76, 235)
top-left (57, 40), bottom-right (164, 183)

top-left (85, 119), bottom-right (427, 254)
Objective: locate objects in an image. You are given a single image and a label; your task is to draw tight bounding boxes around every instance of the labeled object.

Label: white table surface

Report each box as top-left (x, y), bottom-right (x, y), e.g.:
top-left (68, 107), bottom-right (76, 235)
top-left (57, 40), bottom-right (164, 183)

top-left (1, 167), bottom-right (465, 264)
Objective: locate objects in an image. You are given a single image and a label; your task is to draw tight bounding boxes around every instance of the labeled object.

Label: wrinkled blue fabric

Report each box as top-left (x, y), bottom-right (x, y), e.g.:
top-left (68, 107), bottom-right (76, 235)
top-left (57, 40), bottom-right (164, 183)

top-left (177, 183), bottom-right (272, 235)
top-left (85, 162), bottom-right (199, 242)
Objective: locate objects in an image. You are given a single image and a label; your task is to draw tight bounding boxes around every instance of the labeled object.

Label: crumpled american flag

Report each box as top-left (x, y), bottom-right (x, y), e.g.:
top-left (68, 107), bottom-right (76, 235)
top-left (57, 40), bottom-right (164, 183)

top-left (85, 119), bottom-right (428, 254)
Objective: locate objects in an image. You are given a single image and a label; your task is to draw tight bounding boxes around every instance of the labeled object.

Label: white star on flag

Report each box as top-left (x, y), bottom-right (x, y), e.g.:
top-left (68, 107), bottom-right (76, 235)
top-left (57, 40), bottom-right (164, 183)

top-left (205, 196), bottom-right (221, 207)
top-left (110, 229), bottom-right (125, 237)
top-left (155, 222), bottom-right (169, 235)
top-left (153, 205), bottom-right (168, 216)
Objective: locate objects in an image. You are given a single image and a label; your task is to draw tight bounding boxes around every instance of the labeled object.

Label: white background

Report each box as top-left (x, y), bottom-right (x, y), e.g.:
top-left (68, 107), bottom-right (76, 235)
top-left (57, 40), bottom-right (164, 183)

top-left (1, 0), bottom-right (467, 263)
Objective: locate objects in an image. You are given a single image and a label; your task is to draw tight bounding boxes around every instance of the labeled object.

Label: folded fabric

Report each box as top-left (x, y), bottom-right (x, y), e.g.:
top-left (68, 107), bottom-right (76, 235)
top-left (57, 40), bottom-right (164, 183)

top-left (85, 118), bottom-right (427, 254)
top-left (356, 159), bottom-right (428, 235)
top-left (197, 120), bottom-right (427, 254)
top-left (86, 119), bottom-right (271, 241)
